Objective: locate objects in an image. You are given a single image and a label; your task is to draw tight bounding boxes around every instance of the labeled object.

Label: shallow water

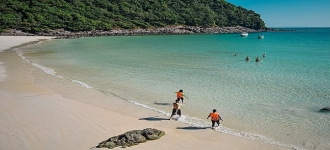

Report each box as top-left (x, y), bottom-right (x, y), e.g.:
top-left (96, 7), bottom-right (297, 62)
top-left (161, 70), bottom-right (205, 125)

top-left (17, 28), bottom-right (330, 149)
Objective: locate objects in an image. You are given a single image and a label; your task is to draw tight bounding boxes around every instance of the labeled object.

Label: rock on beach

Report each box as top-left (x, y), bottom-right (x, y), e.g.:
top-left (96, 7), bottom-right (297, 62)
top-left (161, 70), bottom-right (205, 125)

top-left (95, 128), bottom-right (165, 149)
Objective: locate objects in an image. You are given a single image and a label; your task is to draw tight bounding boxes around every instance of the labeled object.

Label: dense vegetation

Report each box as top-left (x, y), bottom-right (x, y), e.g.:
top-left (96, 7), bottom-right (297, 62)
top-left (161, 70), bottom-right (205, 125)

top-left (0, 0), bottom-right (266, 33)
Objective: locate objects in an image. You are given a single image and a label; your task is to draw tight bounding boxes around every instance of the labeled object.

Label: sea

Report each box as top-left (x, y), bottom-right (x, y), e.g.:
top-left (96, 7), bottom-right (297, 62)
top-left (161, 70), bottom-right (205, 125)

top-left (16, 28), bottom-right (330, 150)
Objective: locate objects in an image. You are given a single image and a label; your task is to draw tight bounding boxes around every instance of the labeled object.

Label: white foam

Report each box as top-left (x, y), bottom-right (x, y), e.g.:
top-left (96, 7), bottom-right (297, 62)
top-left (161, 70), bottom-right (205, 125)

top-left (214, 127), bottom-right (305, 150)
top-left (17, 49), bottom-right (94, 90)
top-left (128, 100), bottom-right (167, 115)
top-left (70, 79), bottom-right (93, 89)
top-left (15, 49), bottom-right (63, 79)
top-left (34, 41), bottom-right (43, 45)
top-left (15, 47), bottom-right (94, 90)
top-left (31, 63), bottom-right (63, 79)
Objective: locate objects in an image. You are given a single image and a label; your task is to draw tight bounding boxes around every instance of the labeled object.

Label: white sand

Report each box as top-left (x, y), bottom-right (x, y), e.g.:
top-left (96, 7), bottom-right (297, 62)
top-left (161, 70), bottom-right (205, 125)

top-left (0, 36), bottom-right (291, 150)
top-left (0, 36), bottom-right (53, 82)
top-left (0, 36), bottom-right (54, 52)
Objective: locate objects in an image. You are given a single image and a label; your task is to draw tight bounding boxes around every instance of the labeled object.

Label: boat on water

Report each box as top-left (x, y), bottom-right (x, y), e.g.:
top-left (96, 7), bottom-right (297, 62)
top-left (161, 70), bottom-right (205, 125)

top-left (258, 35), bottom-right (264, 39)
top-left (241, 32), bottom-right (248, 37)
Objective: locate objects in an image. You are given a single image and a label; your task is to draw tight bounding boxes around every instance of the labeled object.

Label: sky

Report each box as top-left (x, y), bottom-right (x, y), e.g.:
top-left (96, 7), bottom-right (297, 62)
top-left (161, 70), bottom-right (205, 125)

top-left (226, 0), bottom-right (330, 27)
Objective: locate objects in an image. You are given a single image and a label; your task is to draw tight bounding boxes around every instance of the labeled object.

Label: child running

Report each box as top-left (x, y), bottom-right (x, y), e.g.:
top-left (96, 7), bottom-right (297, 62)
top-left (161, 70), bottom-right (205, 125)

top-left (169, 99), bottom-right (181, 120)
top-left (175, 89), bottom-right (188, 104)
top-left (207, 109), bottom-right (223, 129)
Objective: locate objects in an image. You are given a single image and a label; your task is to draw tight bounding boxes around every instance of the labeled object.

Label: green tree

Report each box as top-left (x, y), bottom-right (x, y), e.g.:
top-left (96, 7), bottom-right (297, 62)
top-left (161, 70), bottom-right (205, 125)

top-left (0, 0), bottom-right (267, 33)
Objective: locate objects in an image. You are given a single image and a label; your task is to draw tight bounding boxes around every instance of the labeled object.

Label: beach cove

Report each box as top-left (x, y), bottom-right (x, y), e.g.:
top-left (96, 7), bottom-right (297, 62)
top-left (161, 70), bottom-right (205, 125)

top-left (0, 36), bottom-right (293, 150)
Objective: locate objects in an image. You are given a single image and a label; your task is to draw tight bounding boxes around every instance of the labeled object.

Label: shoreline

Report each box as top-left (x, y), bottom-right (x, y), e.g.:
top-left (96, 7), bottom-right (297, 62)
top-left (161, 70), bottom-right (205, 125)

top-left (0, 36), bottom-right (293, 150)
top-left (1, 26), bottom-right (262, 39)
top-left (0, 26), bottom-right (296, 39)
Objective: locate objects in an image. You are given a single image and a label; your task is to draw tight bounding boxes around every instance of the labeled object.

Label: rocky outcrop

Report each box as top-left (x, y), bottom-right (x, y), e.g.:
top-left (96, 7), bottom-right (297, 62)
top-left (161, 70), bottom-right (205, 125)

top-left (95, 128), bottom-right (165, 149)
top-left (0, 26), bottom-right (261, 39)
top-left (319, 107), bottom-right (330, 112)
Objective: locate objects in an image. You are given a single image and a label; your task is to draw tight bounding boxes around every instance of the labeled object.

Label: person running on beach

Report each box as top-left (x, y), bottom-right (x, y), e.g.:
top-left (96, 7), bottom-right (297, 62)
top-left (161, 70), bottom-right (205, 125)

top-left (169, 99), bottom-right (181, 120)
top-left (175, 89), bottom-right (188, 104)
top-left (207, 109), bottom-right (223, 129)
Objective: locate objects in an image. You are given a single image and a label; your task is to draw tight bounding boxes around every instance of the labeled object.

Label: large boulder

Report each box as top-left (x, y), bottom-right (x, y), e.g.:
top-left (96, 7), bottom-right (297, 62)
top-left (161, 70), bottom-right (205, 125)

top-left (319, 107), bottom-right (330, 112)
top-left (142, 128), bottom-right (166, 140)
top-left (96, 128), bottom-right (165, 149)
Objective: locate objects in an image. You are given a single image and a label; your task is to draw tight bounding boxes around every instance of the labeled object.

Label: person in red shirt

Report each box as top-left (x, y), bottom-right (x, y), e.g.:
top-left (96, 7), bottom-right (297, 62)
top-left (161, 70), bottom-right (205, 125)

top-left (207, 109), bottom-right (223, 129)
top-left (175, 89), bottom-right (188, 104)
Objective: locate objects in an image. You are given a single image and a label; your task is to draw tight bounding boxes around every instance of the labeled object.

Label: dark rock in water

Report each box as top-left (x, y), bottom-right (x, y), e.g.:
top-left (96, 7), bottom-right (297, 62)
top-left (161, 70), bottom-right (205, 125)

top-left (95, 128), bottom-right (165, 149)
top-left (319, 107), bottom-right (330, 112)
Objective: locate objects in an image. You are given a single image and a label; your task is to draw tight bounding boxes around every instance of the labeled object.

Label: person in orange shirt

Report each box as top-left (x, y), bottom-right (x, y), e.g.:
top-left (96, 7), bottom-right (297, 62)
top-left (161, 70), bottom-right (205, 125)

top-left (207, 109), bottom-right (223, 129)
top-left (175, 89), bottom-right (188, 104)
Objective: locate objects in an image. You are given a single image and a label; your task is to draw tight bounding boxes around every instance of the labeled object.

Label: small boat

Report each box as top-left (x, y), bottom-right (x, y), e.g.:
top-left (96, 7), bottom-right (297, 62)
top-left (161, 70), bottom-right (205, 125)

top-left (258, 35), bottom-right (264, 39)
top-left (241, 32), bottom-right (248, 37)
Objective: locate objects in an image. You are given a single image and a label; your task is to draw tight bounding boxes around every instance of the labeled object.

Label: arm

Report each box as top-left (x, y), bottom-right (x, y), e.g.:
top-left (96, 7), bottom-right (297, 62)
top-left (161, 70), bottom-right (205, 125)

top-left (183, 94), bottom-right (189, 99)
top-left (219, 116), bottom-right (223, 121)
top-left (207, 113), bottom-right (211, 119)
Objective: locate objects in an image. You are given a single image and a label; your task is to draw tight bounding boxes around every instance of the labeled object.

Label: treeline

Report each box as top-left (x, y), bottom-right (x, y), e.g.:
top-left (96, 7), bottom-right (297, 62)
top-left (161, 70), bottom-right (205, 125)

top-left (0, 0), bottom-right (266, 33)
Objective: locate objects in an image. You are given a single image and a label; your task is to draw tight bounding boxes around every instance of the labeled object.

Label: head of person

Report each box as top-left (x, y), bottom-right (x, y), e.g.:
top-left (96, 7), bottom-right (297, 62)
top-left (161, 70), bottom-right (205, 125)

top-left (213, 109), bottom-right (217, 112)
top-left (176, 99), bottom-right (180, 103)
top-left (179, 89), bottom-right (183, 92)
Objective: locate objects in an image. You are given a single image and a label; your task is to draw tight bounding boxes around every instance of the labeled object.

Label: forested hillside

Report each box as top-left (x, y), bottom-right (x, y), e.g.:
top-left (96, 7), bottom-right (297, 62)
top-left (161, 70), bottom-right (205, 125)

top-left (0, 0), bottom-right (266, 33)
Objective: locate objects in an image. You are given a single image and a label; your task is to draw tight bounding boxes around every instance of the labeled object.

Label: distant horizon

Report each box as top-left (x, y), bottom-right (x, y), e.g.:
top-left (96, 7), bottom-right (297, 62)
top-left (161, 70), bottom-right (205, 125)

top-left (226, 0), bottom-right (330, 28)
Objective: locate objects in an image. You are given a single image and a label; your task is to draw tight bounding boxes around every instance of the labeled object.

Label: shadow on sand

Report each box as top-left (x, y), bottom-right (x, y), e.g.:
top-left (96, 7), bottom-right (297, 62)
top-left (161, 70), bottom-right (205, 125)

top-left (176, 126), bottom-right (209, 130)
top-left (139, 116), bottom-right (169, 121)
top-left (154, 101), bottom-right (171, 106)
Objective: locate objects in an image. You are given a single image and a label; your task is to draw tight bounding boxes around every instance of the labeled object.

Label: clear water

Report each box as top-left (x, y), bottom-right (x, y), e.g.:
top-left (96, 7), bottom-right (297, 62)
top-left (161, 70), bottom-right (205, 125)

top-left (17, 28), bottom-right (330, 150)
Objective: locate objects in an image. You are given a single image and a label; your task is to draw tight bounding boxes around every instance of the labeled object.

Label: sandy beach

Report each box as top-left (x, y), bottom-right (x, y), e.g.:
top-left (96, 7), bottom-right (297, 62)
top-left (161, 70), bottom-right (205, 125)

top-left (0, 36), bottom-right (292, 150)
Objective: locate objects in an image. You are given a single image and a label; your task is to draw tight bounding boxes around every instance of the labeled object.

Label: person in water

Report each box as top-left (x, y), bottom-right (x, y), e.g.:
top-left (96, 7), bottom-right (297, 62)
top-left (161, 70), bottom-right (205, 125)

top-left (255, 57), bottom-right (261, 62)
top-left (245, 56), bottom-right (250, 61)
top-left (207, 109), bottom-right (223, 129)
top-left (169, 99), bottom-right (181, 120)
top-left (175, 89), bottom-right (188, 104)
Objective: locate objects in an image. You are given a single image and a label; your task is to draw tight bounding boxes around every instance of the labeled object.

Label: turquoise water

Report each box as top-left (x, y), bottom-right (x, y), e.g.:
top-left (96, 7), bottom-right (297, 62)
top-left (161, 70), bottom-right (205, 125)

top-left (18, 28), bottom-right (330, 150)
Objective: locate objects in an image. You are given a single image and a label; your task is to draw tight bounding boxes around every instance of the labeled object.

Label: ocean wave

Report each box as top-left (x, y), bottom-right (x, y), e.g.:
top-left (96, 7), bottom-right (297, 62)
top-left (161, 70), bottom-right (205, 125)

top-left (15, 48), bottom-right (94, 90)
top-left (70, 79), bottom-right (93, 89)
top-left (16, 50), bottom-right (63, 79)
top-left (34, 41), bottom-right (43, 45)
top-left (31, 63), bottom-right (63, 79)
